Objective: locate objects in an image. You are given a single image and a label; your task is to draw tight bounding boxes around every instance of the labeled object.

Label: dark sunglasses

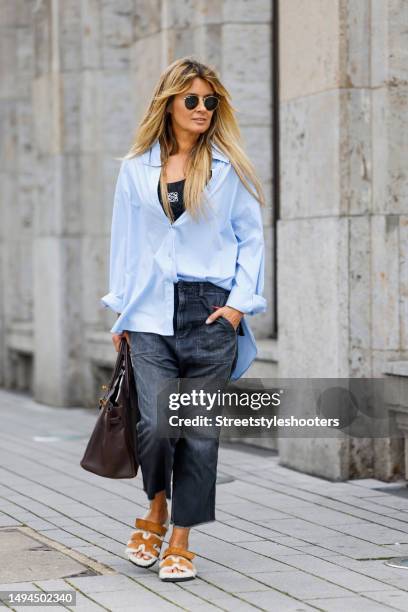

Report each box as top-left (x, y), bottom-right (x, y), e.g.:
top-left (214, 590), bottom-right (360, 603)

top-left (183, 94), bottom-right (219, 111)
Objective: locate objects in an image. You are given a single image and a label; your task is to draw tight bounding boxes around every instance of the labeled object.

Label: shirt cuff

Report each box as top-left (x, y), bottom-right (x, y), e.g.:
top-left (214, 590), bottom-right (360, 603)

top-left (100, 292), bottom-right (123, 313)
top-left (226, 287), bottom-right (267, 316)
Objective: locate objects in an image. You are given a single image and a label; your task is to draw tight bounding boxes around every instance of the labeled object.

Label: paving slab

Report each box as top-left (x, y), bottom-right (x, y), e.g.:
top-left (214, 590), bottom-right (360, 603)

top-left (0, 528), bottom-right (90, 584)
top-left (303, 595), bottom-right (395, 611)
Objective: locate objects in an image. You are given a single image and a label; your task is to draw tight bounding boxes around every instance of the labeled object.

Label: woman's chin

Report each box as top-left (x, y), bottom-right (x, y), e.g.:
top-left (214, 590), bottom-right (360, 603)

top-left (188, 123), bottom-right (208, 134)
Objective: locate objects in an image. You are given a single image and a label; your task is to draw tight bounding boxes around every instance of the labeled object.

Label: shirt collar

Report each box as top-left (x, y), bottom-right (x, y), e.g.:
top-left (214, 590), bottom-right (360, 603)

top-left (142, 138), bottom-right (230, 166)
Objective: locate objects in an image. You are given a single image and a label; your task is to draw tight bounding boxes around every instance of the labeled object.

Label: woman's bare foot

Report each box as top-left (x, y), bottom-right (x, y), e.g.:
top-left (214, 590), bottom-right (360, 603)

top-left (166, 526), bottom-right (191, 573)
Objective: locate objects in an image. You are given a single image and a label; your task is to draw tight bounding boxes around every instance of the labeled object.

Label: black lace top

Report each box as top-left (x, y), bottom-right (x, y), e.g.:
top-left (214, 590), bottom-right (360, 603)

top-left (157, 171), bottom-right (213, 221)
top-left (157, 178), bottom-right (186, 221)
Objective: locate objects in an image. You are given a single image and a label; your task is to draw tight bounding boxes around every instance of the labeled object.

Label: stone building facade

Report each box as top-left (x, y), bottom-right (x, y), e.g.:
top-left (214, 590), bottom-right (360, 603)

top-left (1, 1), bottom-right (407, 481)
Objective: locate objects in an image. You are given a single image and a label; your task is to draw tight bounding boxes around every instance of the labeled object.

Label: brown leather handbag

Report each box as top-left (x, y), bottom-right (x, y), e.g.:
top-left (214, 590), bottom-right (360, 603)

top-left (80, 337), bottom-right (139, 478)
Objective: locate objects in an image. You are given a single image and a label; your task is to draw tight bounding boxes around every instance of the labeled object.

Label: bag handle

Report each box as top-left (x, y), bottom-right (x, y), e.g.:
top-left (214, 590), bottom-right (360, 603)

top-left (100, 337), bottom-right (126, 404)
top-left (123, 337), bottom-right (133, 396)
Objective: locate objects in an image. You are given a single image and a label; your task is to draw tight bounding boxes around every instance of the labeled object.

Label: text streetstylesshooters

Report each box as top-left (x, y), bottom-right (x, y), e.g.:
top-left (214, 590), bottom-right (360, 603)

top-left (168, 415), bottom-right (340, 429)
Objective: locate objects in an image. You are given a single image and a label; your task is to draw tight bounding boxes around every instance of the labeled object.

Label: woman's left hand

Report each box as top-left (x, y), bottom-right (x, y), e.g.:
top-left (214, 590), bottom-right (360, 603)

top-left (205, 305), bottom-right (243, 330)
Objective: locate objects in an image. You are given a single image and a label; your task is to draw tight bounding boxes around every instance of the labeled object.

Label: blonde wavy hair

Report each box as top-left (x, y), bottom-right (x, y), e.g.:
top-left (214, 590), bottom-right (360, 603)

top-left (122, 56), bottom-right (266, 223)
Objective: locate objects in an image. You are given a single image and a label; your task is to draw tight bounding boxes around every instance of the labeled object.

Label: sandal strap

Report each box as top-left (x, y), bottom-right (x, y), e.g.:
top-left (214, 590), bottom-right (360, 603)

top-left (135, 518), bottom-right (167, 537)
top-left (127, 533), bottom-right (161, 556)
top-left (160, 556), bottom-right (194, 571)
top-left (129, 532), bottom-right (163, 548)
top-left (127, 541), bottom-right (159, 556)
top-left (162, 546), bottom-right (195, 561)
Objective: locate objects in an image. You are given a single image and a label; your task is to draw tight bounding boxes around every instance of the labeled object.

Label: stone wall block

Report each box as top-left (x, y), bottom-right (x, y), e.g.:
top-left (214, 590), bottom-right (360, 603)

top-left (278, 217), bottom-right (349, 378)
top-left (385, 87), bottom-right (408, 214)
top-left (14, 239), bottom-right (34, 321)
top-left (193, 24), bottom-right (222, 70)
top-left (82, 235), bottom-right (108, 328)
top-left (101, 71), bottom-right (134, 154)
top-left (162, 0), bottom-right (196, 30)
top-left (222, 0), bottom-right (271, 23)
top-left (400, 216), bottom-right (408, 350)
top-left (372, 87), bottom-right (408, 215)
top-left (279, 430), bottom-right (350, 481)
top-left (0, 101), bottom-right (17, 171)
top-left (371, 87), bottom-right (387, 213)
top-left (222, 24), bottom-right (270, 83)
top-left (33, 0), bottom-right (51, 79)
top-left (349, 216), bottom-right (371, 376)
top-left (16, 25), bottom-right (34, 99)
top-left (339, 0), bottom-right (370, 88)
top-left (81, 153), bottom-right (105, 235)
top-left (371, 214), bottom-right (400, 350)
top-left (58, 0), bottom-right (82, 71)
top-left (2, 235), bottom-right (19, 322)
top-left (102, 156), bottom-right (123, 234)
top-left (222, 77), bottom-right (271, 128)
top-left (194, 0), bottom-right (223, 26)
top-left (33, 236), bottom-right (84, 406)
top-left (133, 0), bottom-right (162, 37)
top-left (61, 71), bottom-right (81, 153)
top-left (16, 98), bottom-right (35, 173)
top-left (281, 91), bottom-right (340, 219)
top-left (34, 153), bottom-right (60, 236)
top-left (339, 88), bottom-right (372, 216)
top-left (280, 0), bottom-right (340, 102)
top-left (80, 69), bottom-right (103, 153)
top-left (16, 0), bottom-right (34, 27)
top-left (81, 0), bottom-right (103, 69)
top-left (61, 154), bottom-right (81, 234)
top-left (388, 0), bottom-right (408, 83)
top-left (371, 0), bottom-right (388, 87)
top-left (0, 29), bottom-right (17, 99)
top-left (130, 32), bottom-right (163, 122)
top-left (241, 126), bottom-right (272, 185)
top-left (101, 0), bottom-right (133, 69)
top-left (32, 73), bottom-right (62, 155)
top-left (164, 26), bottom-right (195, 60)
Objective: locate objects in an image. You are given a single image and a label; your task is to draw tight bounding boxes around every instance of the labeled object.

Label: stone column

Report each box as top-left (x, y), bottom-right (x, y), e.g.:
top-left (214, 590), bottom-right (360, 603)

top-left (0, 1), bottom-right (36, 391)
top-left (278, 0), bottom-right (408, 480)
top-left (0, 3), bottom-right (19, 387)
top-left (32, 0), bottom-right (84, 406)
top-left (278, 0), bottom-right (367, 479)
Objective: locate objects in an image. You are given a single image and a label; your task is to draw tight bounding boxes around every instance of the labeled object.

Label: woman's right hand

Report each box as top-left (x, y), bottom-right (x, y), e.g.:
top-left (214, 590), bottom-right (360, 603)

top-left (112, 331), bottom-right (130, 352)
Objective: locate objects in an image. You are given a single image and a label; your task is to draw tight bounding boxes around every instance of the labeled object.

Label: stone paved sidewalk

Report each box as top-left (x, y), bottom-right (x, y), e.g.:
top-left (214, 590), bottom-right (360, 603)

top-left (1, 389), bottom-right (408, 611)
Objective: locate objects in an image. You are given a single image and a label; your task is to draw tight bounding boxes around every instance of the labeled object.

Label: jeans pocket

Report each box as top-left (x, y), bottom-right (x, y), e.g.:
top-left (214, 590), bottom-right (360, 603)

top-left (218, 314), bottom-right (237, 334)
top-left (197, 294), bottom-right (237, 363)
top-left (129, 331), bottom-right (162, 357)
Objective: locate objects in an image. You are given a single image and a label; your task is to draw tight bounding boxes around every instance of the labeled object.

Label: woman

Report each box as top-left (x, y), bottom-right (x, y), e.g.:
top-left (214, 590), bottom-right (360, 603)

top-left (101, 57), bottom-right (267, 582)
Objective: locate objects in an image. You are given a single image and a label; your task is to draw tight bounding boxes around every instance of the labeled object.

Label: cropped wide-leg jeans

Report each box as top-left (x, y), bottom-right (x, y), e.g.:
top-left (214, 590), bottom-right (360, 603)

top-left (128, 280), bottom-right (239, 528)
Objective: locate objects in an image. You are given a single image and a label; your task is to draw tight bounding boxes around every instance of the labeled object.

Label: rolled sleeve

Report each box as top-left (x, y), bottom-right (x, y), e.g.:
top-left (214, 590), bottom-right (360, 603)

top-left (225, 175), bottom-right (267, 317)
top-left (101, 160), bottom-right (130, 314)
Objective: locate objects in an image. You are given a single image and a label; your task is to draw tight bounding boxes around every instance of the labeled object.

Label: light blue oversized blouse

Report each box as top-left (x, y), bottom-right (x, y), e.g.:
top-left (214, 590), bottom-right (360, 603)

top-left (101, 138), bottom-right (267, 380)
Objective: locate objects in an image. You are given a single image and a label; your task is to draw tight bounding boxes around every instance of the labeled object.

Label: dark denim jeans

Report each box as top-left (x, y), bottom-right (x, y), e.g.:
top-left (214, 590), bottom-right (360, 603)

top-left (128, 280), bottom-right (238, 528)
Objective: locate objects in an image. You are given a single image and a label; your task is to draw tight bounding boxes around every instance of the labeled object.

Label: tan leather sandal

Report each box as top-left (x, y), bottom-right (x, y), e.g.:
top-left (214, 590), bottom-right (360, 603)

top-left (125, 517), bottom-right (169, 568)
top-left (159, 546), bottom-right (197, 582)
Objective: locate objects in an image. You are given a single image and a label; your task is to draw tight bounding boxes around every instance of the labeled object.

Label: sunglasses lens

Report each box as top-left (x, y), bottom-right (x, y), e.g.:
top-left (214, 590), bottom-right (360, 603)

top-left (204, 96), bottom-right (219, 111)
top-left (185, 95), bottom-right (199, 110)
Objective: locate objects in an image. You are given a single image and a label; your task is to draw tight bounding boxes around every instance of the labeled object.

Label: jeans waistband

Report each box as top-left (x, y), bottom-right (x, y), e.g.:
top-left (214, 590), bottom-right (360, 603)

top-left (174, 280), bottom-right (229, 296)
